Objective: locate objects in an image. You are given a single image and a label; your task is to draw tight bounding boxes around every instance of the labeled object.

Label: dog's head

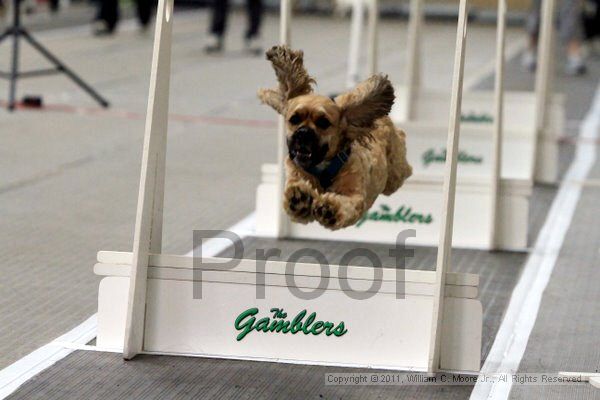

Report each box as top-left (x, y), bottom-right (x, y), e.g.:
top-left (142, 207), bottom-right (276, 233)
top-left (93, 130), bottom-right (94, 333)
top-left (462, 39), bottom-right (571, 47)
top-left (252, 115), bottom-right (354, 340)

top-left (258, 45), bottom-right (395, 170)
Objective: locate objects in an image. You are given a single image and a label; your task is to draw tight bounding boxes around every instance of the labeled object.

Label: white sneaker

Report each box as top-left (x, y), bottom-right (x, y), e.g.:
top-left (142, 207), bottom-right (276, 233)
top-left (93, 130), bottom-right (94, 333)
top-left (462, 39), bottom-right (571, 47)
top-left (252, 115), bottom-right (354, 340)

top-left (565, 54), bottom-right (587, 76)
top-left (204, 34), bottom-right (223, 54)
top-left (244, 36), bottom-right (263, 55)
top-left (521, 49), bottom-right (537, 72)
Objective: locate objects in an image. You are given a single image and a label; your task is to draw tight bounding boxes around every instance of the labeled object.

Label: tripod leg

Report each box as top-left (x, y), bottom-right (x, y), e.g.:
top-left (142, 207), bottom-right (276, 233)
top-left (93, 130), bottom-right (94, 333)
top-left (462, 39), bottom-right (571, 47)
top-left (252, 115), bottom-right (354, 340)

top-left (0, 28), bottom-right (11, 44)
top-left (20, 30), bottom-right (110, 108)
top-left (8, 28), bottom-right (20, 111)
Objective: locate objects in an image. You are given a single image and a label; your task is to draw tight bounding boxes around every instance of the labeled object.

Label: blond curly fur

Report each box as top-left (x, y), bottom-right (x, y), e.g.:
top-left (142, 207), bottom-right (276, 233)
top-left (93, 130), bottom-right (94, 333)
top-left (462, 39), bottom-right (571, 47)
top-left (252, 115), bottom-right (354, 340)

top-left (258, 45), bottom-right (412, 230)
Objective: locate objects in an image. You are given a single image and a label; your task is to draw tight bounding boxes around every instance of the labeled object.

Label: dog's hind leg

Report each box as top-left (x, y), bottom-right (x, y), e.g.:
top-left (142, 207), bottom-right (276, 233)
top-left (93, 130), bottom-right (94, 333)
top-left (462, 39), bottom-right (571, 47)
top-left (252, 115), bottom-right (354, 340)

top-left (383, 128), bottom-right (412, 195)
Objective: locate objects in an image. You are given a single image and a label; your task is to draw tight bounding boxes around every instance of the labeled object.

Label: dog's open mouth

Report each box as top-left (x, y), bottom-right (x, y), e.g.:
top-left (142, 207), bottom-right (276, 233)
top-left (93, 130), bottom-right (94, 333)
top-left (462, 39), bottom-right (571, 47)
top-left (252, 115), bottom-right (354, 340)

top-left (288, 128), bottom-right (319, 169)
top-left (292, 150), bottom-right (313, 169)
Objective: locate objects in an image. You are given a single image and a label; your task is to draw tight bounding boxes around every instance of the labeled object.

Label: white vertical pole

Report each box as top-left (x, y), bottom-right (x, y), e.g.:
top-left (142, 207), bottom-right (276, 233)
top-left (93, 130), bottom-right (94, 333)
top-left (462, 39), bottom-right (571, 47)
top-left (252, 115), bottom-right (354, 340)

top-left (427, 0), bottom-right (469, 373)
top-left (366, 0), bottom-right (379, 76)
top-left (347, 0), bottom-right (365, 88)
top-left (488, 0), bottom-right (506, 250)
top-left (275, 0), bottom-right (292, 238)
top-left (123, 0), bottom-right (174, 360)
top-left (533, 0), bottom-right (555, 182)
top-left (404, 0), bottom-right (423, 120)
top-left (280, 0), bottom-right (291, 45)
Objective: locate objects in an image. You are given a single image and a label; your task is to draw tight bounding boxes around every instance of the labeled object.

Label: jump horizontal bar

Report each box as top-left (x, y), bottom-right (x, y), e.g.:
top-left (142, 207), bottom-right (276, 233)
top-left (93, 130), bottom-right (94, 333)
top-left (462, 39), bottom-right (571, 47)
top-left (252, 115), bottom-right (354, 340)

top-left (261, 164), bottom-right (533, 194)
top-left (94, 262), bottom-right (478, 298)
top-left (97, 251), bottom-right (479, 287)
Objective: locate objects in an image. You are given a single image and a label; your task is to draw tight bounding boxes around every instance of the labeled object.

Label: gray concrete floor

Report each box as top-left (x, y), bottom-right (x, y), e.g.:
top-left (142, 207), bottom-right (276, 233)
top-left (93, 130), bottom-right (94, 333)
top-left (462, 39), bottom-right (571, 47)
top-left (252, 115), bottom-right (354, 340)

top-left (1, 7), bottom-right (599, 400)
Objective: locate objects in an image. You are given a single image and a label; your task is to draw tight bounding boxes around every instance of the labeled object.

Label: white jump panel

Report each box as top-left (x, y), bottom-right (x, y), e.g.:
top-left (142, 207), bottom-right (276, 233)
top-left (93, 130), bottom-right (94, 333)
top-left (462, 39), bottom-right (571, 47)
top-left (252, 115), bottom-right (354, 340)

top-left (256, 107), bottom-right (536, 251)
top-left (95, 252), bottom-right (482, 372)
top-left (403, 122), bottom-right (535, 181)
top-left (256, 122), bottom-right (534, 251)
top-left (392, 87), bottom-right (564, 183)
top-left (256, 165), bottom-right (530, 250)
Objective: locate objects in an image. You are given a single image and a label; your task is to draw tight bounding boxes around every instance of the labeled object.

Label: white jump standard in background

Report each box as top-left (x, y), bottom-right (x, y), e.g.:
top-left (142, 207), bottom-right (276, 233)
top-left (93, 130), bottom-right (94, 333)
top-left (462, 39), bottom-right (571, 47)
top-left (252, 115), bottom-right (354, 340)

top-left (345, 0), bottom-right (563, 185)
top-left (256, 0), bottom-right (529, 251)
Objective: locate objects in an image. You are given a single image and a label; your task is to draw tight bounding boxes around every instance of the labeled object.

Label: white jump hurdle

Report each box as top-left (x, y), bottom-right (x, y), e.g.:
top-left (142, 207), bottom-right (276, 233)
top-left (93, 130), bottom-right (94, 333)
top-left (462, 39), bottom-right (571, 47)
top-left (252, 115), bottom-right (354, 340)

top-left (346, 0), bottom-right (563, 184)
top-left (94, 0), bottom-right (482, 372)
top-left (255, 0), bottom-right (529, 250)
top-left (94, 0), bottom-right (483, 373)
top-left (256, 123), bottom-right (534, 250)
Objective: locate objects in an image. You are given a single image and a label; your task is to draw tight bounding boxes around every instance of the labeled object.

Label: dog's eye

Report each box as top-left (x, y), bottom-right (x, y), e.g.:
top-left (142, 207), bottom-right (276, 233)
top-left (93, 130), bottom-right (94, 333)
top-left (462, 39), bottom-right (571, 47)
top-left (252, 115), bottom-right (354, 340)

top-left (289, 114), bottom-right (302, 125)
top-left (315, 117), bottom-right (331, 130)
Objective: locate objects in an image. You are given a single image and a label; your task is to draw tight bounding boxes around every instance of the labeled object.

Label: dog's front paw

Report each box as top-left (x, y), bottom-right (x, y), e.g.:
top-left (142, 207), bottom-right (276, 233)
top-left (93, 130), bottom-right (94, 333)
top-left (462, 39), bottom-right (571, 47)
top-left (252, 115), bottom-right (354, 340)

top-left (284, 183), bottom-right (315, 223)
top-left (313, 194), bottom-right (346, 230)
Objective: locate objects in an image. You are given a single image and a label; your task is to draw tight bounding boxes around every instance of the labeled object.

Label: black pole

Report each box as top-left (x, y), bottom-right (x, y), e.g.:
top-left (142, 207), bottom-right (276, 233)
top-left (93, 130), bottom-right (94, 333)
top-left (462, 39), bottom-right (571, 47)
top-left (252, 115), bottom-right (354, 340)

top-left (8, 0), bottom-right (21, 111)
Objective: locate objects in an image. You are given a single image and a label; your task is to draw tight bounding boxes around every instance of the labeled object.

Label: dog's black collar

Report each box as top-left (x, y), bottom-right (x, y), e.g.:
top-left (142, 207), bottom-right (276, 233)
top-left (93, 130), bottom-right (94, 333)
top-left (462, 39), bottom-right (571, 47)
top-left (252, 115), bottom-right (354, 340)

top-left (306, 147), bottom-right (352, 189)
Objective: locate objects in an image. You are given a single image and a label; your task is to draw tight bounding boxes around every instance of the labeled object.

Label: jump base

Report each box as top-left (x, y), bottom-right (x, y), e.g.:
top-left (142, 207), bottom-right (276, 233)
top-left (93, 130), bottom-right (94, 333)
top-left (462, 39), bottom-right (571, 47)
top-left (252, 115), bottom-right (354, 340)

top-left (95, 251), bottom-right (482, 372)
top-left (257, 165), bottom-right (530, 250)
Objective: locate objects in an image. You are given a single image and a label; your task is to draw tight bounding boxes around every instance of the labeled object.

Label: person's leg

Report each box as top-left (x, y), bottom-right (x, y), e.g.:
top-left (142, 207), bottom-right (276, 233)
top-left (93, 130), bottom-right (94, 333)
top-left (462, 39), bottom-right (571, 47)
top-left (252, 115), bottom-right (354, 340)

top-left (526, 0), bottom-right (542, 43)
top-left (206, 0), bottom-right (228, 52)
top-left (246, 0), bottom-right (262, 39)
top-left (588, 0), bottom-right (600, 53)
top-left (136, 0), bottom-right (152, 29)
top-left (49, 0), bottom-right (59, 13)
top-left (558, 0), bottom-right (584, 43)
top-left (94, 0), bottom-right (119, 35)
top-left (558, 0), bottom-right (586, 74)
top-left (523, 0), bottom-right (542, 70)
top-left (210, 0), bottom-right (228, 37)
top-left (244, 0), bottom-right (262, 53)
top-left (107, 0), bottom-right (119, 31)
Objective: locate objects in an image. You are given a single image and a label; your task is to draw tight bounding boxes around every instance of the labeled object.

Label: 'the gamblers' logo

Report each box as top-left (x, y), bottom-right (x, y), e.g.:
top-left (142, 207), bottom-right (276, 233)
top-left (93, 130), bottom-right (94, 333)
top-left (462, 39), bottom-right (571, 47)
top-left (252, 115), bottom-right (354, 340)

top-left (356, 204), bottom-right (433, 227)
top-left (234, 307), bottom-right (348, 341)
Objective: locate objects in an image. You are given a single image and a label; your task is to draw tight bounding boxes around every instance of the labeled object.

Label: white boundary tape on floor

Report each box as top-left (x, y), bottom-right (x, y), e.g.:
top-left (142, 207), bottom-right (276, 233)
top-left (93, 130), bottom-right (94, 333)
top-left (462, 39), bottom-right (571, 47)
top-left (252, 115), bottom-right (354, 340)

top-left (0, 213), bottom-right (255, 399)
top-left (0, 315), bottom-right (97, 399)
top-left (470, 83), bottom-right (600, 400)
top-left (184, 212), bottom-right (256, 257)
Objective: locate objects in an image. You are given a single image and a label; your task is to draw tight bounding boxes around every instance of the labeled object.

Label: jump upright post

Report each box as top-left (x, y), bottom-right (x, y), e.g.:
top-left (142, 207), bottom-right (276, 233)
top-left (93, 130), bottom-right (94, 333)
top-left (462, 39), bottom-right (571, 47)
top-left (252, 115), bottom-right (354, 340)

top-left (488, 0), bottom-right (507, 250)
top-left (346, 0), bottom-right (379, 88)
top-left (427, 0), bottom-right (470, 372)
top-left (122, 0), bottom-right (174, 360)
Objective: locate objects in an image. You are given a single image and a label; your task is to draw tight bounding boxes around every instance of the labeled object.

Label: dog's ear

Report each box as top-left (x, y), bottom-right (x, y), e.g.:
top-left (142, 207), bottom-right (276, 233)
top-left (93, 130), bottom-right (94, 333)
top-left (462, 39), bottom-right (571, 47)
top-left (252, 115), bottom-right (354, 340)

top-left (334, 74), bottom-right (395, 144)
top-left (257, 45), bottom-right (315, 114)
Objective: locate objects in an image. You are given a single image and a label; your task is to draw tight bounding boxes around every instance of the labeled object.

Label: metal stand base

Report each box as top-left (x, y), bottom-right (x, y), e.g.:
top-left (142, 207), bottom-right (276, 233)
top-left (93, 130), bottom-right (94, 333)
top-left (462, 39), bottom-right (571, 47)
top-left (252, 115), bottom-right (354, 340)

top-left (0, 1), bottom-right (110, 111)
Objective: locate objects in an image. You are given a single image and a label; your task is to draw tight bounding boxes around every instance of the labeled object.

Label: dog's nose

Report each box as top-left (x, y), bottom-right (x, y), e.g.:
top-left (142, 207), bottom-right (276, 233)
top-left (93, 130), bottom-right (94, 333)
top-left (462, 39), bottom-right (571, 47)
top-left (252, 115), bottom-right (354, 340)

top-left (294, 126), bottom-right (315, 140)
top-left (288, 126), bottom-right (319, 168)
top-left (290, 126), bottom-right (317, 150)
